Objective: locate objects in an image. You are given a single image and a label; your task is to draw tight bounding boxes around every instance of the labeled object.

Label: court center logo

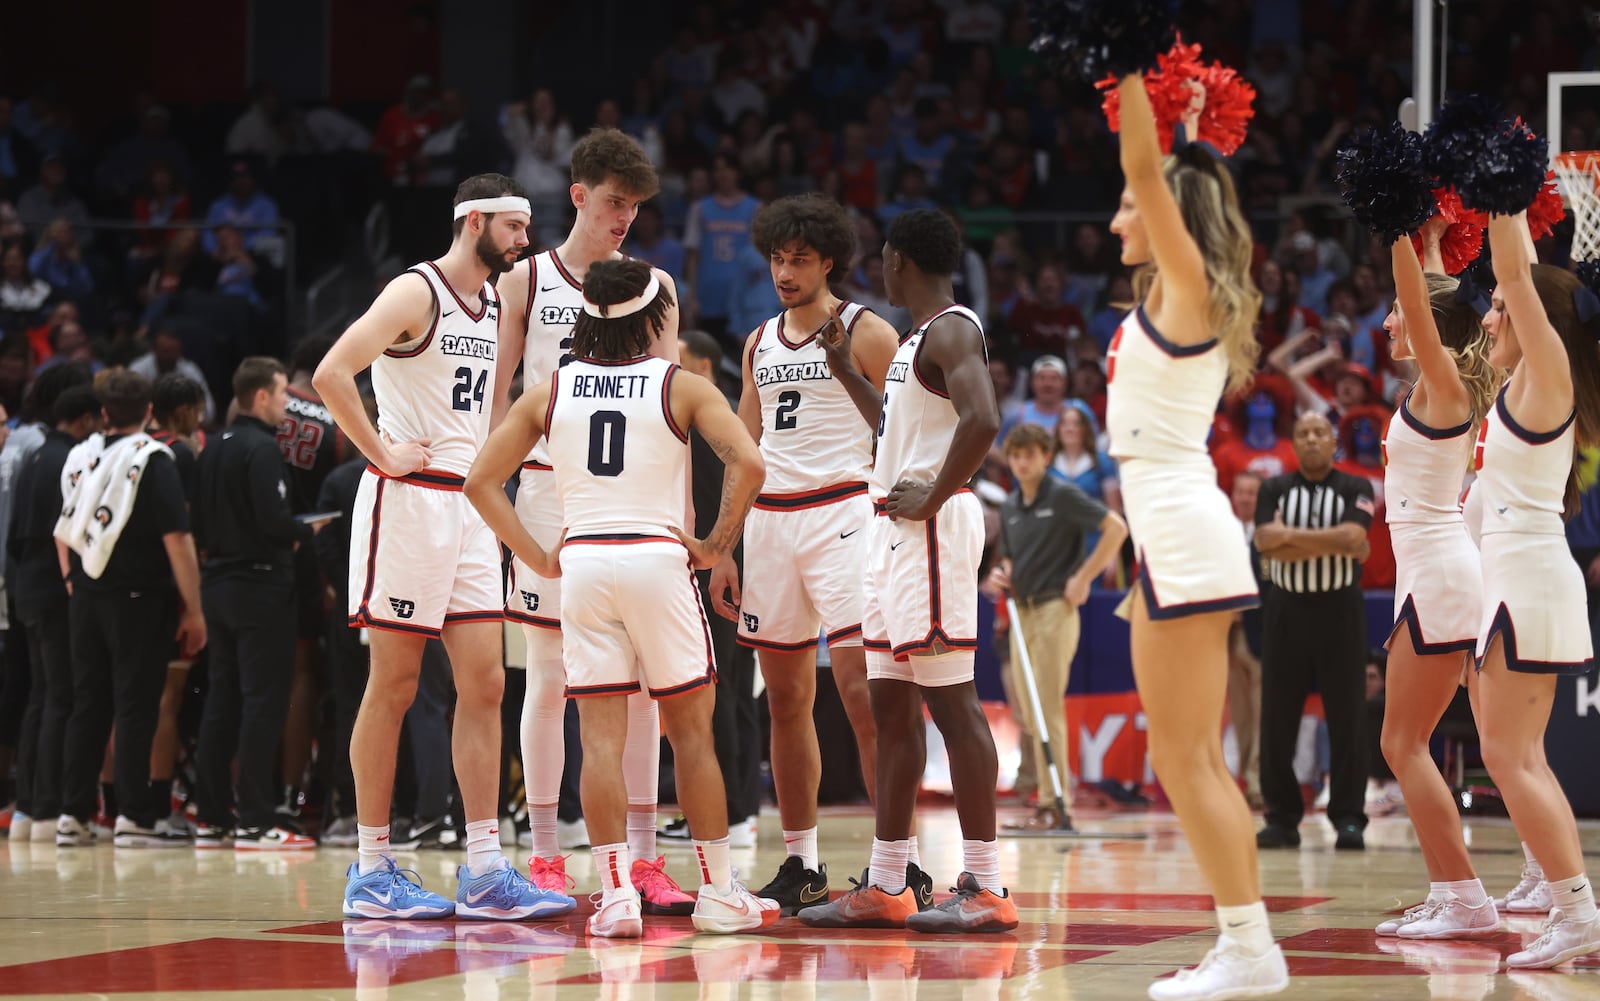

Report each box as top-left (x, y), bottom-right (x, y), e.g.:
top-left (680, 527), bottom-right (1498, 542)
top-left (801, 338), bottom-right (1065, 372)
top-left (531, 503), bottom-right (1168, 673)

top-left (742, 611), bottom-right (759, 634)
top-left (389, 597), bottom-right (417, 620)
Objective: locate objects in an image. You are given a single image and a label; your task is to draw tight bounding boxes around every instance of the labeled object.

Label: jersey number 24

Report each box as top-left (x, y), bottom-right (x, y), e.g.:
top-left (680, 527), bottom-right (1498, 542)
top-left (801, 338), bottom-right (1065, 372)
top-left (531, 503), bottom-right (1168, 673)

top-left (452, 367), bottom-right (487, 413)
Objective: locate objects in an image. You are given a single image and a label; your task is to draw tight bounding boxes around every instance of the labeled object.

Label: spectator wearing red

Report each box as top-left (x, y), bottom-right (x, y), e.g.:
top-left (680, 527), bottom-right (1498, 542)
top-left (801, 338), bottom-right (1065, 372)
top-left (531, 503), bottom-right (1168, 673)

top-left (835, 123), bottom-right (880, 213)
top-left (1007, 264), bottom-right (1086, 360)
top-left (1256, 259), bottom-right (1320, 354)
top-left (1213, 374), bottom-right (1299, 495)
top-left (1338, 404), bottom-right (1394, 589)
top-left (130, 162), bottom-right (189, 258)
top-left (371, 75), bottom-right (439, 183)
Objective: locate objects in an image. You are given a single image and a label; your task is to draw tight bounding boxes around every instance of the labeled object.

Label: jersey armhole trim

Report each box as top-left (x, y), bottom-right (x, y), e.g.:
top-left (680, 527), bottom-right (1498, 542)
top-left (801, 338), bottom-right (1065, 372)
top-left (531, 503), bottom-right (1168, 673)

top-left (385, 270), bottom-right (439, 358)
top-left (662, 363), bottom-right (689, 444)
top-left (524, 254), bottom-right (538, 325)
top-left (543, 371), bottom-right (561, 440)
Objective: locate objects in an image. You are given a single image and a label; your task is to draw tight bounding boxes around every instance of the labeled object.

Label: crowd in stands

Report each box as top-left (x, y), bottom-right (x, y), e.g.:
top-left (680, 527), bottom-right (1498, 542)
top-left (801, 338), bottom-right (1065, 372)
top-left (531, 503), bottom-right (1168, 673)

top-left (0, 0), bottom-right (1598, 835)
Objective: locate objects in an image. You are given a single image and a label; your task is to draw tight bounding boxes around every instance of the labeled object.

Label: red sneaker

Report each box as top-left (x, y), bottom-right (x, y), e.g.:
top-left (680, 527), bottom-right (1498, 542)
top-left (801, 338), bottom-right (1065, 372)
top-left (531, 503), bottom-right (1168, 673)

top-left (632, 855), bottom-right (695, 916)
top-left (529, 854), bottom-right (576, 894)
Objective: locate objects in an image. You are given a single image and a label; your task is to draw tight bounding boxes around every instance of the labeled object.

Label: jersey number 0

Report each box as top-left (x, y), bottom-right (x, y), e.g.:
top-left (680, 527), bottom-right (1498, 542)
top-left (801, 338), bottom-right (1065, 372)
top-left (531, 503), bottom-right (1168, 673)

top-left (588, 410), bottom-right (626, 476)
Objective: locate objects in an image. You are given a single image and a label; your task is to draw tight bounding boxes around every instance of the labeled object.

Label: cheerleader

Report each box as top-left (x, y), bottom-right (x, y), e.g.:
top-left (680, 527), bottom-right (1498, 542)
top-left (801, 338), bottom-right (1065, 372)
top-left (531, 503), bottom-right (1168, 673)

top-left (1371, 217), bottom-right (1503, 940)
top-left (1470, 213), bottom-right (1600, 967)
top-left (1106, 77), bottom-right (1287, 1000)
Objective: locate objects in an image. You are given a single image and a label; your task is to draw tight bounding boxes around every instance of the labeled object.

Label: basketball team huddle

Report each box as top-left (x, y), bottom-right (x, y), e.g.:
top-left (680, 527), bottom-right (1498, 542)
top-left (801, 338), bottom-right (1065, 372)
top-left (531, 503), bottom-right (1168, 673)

top-left (320, 127), bottom-right (1019, 940)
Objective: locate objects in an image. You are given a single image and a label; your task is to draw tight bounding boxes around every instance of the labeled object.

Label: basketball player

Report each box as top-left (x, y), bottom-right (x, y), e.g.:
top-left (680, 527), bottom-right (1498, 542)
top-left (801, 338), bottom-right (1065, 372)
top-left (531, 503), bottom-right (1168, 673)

top-left (315, 173), bottom-right (575, 920)
top-left (798, 208), bottom-right (1018, 934)
top-left (717, 193), bottom-right (897, 913)
top-left (494, 128), bottom-right (692, 914)
top-left (276, 335), bottom-right (348, 822)
top-left (1104, 78), bottom-right (1287, 998)
top-left (465, 258), bottom-right (778, 938)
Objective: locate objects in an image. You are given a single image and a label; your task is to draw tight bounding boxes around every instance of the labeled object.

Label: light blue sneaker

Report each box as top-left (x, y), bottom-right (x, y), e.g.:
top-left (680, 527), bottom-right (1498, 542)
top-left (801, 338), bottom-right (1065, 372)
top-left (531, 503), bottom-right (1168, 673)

top-left (343, 858), bottom-right (456, 919)
top-left (456, 858), bottom-right (578, 920)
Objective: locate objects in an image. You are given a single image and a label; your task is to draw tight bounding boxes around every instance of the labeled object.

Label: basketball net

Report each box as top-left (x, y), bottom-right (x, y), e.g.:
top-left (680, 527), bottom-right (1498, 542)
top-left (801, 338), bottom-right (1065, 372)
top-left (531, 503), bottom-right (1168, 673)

top-left (1556, 151), bottom-right (1600, 263)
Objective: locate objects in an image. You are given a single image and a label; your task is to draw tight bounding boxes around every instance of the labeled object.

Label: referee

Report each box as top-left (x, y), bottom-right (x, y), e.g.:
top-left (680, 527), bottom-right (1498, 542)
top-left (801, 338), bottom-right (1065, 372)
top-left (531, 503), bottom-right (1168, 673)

top-left (191, 357), bottom-right (315, 849)
top-left (1252, 412), bottom-right (1374, 852)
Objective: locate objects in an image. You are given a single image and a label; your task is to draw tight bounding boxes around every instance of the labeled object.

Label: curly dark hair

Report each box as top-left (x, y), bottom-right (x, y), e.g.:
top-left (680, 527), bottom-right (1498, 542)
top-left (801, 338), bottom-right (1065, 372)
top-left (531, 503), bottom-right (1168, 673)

top-left (151, 373), bottom-right (205, 423)
top-left (885, 208), bottom-right (962, 277)
top-left (749, 194), bottom-right (856, 277)
top-left (571, 128), bottom-right (660, 199)
top-left (570, 260), bottom-right (674, 360)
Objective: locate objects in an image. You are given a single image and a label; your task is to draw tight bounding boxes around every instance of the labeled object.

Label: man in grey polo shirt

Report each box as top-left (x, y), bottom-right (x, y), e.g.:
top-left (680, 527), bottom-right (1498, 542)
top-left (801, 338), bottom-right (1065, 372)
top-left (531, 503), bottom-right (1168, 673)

top-left (984, 422), bottom-right (1127, 829)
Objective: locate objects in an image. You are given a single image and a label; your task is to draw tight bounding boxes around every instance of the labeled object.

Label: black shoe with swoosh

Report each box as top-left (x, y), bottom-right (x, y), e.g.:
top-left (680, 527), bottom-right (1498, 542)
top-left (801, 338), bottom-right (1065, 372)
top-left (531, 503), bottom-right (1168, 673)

top-left (907, 861), bottom-right (935, 911)
top-left (755, 855), bottom-right (829, 915)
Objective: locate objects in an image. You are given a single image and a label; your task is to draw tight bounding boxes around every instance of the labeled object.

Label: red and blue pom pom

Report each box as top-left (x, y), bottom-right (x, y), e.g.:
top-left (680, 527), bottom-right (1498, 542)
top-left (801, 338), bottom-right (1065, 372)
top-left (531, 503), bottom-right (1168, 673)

top-left (1336, 123), bottom-right (1435, 246)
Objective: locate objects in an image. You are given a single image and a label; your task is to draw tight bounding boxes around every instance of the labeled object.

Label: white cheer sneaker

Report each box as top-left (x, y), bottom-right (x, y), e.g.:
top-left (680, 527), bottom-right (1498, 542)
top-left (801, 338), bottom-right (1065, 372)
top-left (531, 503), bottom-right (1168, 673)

top-left (1496, 860), bottom-right (1552, 913)
top-left (1396, 899), bottom-right (1500, 939)
top-left (1376, 900), bottom-right (1438, 936)
top-left (1506, 909), bottom-right (1600, 969)
top-left (1147, 937), bottom-right (1289, 1001)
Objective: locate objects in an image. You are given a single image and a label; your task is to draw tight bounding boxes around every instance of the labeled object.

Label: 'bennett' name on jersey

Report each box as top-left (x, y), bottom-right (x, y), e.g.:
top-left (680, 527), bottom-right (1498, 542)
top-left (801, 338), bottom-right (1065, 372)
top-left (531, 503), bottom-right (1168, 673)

top-left (571, 373), bottom-right (651, 399)
top-left (440, 333), bottom-right (496, 361)
top-left (753, 359), bottom-right (834, 387)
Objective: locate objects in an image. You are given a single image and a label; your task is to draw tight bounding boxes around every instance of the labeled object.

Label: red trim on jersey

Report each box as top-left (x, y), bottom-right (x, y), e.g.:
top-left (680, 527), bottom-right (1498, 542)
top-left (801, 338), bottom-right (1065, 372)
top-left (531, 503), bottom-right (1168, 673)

top-left (365, 465), bottom-right (466, 491)
top-left (891, 633), bottom-right (978, 659)
top-left (287, 386), bottom-right (322, 403)
top-left (565, 534), bottom-right (682, 546)
top-left (755, 481), bottom-right (868, 510)
top-left (548, 249), bottom-right (584, 291)
top-left (662, 363), bottom-right (689, 443)
top-left (775, 312), bottom-right (810, 350)
top-left (926, 513), bottom-right (943, 625)
top-left (543, 371), bottom-right (561, 439)
top-left (863, 637), bottom-right (893, 651)
top-left (422, 260), bottom-right (490, 322)
top-left (524, 254), bottom-right (538, 325)
top-left (827, 623), bottom-right (864, 643)
top-left (566, 680), bottom-right (644, 698)
top-left (443, 610), bottom-right (504, 624)
top-left (871, 486), bottom-right (972, 516)
top-left (843, 301), bottom-right (868, 335)
top-left (349, 614), bottom-right (442, 638)
top-left (744, 323), bottom-right (764, 377)
top-left (521, 460), bottom-right (554, 471)
top-left (386, 270), bottom-right (440, 358)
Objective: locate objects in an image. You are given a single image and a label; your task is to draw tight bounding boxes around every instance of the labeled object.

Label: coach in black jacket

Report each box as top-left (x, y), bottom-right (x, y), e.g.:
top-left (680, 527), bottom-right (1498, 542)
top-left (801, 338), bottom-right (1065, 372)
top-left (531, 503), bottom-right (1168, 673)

top-left (192, 357), bottom-right (314, 847)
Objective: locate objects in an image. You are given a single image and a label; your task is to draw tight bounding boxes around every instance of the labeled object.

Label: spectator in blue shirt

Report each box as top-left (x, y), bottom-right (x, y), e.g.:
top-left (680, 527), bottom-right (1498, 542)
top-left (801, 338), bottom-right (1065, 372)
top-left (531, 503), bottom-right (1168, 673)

top-left (203, 161), bottom-right (279, 256)
top-left (624, 201), bottom-right (686, 290)
top-left (27, 220), bottom-right (93, 304)
top-left (878, 163), bottom-right (939, 224)
top-left (683, 153), bottom-right (760, 344)
top-left (725, 241), bottom-right (782, 341)
top-left (897, 99), bottom-right (957, 190)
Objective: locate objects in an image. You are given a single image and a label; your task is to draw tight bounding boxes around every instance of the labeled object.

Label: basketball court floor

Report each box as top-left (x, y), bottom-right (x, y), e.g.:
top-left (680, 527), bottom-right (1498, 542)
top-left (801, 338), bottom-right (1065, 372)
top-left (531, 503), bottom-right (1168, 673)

top-left (2, 803), bottom-right (1595, 1001)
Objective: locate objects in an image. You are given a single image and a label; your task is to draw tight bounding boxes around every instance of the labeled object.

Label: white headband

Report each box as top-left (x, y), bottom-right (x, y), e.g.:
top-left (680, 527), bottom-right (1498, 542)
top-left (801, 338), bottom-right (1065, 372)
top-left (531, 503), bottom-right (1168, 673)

top-left (583, 273), bottom-right (661, 318)
top-left (452, 196), bottom-right (531, 220)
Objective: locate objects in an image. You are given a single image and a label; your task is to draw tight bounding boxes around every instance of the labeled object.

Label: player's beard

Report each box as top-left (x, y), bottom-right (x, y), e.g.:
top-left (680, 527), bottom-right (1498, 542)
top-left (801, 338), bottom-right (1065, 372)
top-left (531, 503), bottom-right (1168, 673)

top-left (476, 229), bottom-right (517, 274)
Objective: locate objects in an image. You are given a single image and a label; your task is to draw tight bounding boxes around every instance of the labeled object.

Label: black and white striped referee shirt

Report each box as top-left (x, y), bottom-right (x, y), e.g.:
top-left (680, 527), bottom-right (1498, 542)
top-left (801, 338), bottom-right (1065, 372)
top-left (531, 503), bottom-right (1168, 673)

top-left (1253, 469), bottom-right (1375, 593)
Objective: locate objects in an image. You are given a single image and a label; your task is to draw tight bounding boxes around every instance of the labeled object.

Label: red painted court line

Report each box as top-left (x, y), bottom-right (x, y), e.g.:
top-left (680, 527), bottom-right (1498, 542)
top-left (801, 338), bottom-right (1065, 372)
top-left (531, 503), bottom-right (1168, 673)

top-left (1009, 893), bottom-right (1332, 912)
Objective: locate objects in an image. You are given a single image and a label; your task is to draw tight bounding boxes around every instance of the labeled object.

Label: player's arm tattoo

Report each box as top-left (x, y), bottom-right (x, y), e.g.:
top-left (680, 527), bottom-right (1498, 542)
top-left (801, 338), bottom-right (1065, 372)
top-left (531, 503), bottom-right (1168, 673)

top-left (698, 424), bottom-right (762, 559)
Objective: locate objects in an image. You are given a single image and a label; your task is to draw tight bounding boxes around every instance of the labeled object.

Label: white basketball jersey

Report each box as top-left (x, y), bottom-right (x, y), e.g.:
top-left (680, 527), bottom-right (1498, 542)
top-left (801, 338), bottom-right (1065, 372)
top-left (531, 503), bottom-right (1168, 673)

top-left (1383, 394), bottom-right (1473, 526)
top-left (546, 355), bottom-right (688, 537)
top-left (1473, 384), bottom-right (1575, 537)
top-left (869, 305), bottom-right (984, 495)
top-left (1105, 305), bottom-right (1226, 464)
top-left (522, 250), bottom-right (587, 465)
top-left (370, 261), bottom-right (499, 478)
top-left (750, 301), bottom-right (876, 492)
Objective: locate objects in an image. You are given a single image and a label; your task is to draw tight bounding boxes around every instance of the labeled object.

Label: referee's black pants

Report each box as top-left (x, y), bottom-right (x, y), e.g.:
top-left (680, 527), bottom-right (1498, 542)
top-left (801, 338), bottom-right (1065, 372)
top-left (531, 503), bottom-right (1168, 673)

top-left (1259, 585), bottom-right (1369, 833)
top-left (61, 587), bottom-right (176, 826)
top-left (195, 575), bottom-right (295, 831)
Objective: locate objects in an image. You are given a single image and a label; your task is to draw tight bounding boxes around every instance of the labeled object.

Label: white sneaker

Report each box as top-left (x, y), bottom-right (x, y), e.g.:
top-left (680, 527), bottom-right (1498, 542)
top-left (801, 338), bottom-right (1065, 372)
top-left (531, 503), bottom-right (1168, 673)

top-left (692, 879), bottom-right (780, 934)
top-left (1508, 879), bottom-right (1553, 915)
top-left (1507, 909), bottom-right (1600, 969)
top-left (728, 816), bottom-right (757, 850)
top-left (1396, 899), bottom-right (1499, 939)
top-left (557, 818), bottom-right (589, 850)
top-left (1496, 859), bottom-right (1546, 911)
top-left (1147, 937), bottom-right (1289, 1001)
top-left (113, 815), bottom-right (190, 849)
top-left (56, 815), bottom-right (96, 847)
top-left (588, 888), bottom-right (643, 939)
top-left (1376, 900), bottom-right (1439, 936)
top-left (7, 813), bottom-right (30, 841)
top-left (234, 826), bottom-right (317, 851)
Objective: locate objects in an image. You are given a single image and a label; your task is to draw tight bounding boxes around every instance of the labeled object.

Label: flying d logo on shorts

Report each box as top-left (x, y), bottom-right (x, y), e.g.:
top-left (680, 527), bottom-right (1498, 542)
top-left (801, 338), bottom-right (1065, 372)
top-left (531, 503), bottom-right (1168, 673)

top-left (742, 611), bottom-right (759, 633)
top-left (520, 590), bottom-right (540, 612)
top-left (389, 597), bottom-right (416, 619)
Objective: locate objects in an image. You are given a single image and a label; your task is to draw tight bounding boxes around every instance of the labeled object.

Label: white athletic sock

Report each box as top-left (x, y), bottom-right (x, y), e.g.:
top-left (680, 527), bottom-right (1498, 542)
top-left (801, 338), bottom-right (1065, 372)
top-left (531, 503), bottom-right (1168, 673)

top-left (695, 836), bottom-right (733, 894)
top-left (465, 819), bottom-right (504, 875)
top-left (783, 827), bottom-right (819, 870)
top-left (1216, 901), bottom-right (1275, 954)
top-left (962, 839), bottom-right (1002, 893)
top-left (627, 806), bottom-right (658, 863)
top-left (528, 802), bottom-right (559, 860)
top-left (1524, 841), bottom-right (1539, 866)
top-left (1551, 873), bottom-right (1599, 923)
top-left (593, 842), bottom-right (634, 894)
top-left (907, 834), bottom-right (920, 867)
top-left (521, 653), bottom-right (566, 815)
top-left (357, 824), bottom-right (391, 875)
top-left (1443, 877), bottom-right (1489, 908)
top-left (1426, 880), bottom-right (1449, 904)
top-left (870, 838), bottom-right (910, 894)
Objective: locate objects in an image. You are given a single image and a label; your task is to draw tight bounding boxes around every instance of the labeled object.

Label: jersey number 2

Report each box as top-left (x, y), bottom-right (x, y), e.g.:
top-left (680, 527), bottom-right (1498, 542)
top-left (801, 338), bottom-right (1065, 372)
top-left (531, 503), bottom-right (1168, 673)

top-left (452, 367), bottom-right (487, 413)
top-left (588, 410), bottom-right (626, 476)
top-left (775, 390), bottom-right (801, 430)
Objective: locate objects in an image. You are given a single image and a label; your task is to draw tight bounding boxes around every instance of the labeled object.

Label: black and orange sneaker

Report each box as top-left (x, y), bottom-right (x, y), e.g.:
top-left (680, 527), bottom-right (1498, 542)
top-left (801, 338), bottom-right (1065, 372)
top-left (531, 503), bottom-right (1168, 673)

top-left (797, 869), bottom-right (916, 928)
top-left (904, 872), bottom-right (1019, 933)
top-left (907, 861), bottom-right (935, 911)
